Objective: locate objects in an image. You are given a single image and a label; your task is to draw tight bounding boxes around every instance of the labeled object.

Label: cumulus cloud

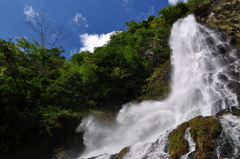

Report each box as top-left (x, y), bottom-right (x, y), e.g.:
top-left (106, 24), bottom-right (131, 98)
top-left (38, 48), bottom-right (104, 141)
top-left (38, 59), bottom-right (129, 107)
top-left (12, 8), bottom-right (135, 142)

top-left (138, 6), bottom-right (155, 20)
top-left (69, 13), bottom-right (88, 30)
top-left (79, 32), bottom-right (117, 53)
top-left (23, 5), bottom-right (38, 23)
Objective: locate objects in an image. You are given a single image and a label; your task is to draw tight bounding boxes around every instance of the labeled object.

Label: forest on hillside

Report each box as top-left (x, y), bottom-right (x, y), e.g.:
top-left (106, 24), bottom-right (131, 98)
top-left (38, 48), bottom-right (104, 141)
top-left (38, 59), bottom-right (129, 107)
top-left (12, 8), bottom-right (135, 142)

top-left (1, 0), bottom-right (239, 158)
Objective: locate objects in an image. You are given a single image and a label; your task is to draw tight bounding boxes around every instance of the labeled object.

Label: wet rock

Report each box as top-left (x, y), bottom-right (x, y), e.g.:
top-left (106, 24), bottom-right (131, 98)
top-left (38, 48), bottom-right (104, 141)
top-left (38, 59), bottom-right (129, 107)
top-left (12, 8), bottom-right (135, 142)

top-left (216, 106), bottom-right (240, 117)
top-left (224, 98), bottom-right (234, 107)
top-left (187, 151), bottom-right (195, 159)
top-left (224, 64), bottom-right (240, 81)
top-left (215, 28), bottom-right (228, 42)
top-left (109, 155), bottom-right (119, 159)
top-left (233, 153), bottom-right (240, 159)
top-left (231, 86), bottom-right (240, 94)
top-left (226, 80), bottom-right (240, 90)
top-left (229, 38), bottom-right (237, 46)
top-left (218, 73), bottom-right (228, 82)
top-left (226, 64), bottom-right (236, 72)
top-left (213, 132), bottom-right (236, 158)
top-left (206, 36), bottom-right (215, 46)
top-left (212, 106), bottom-right (240, 158)
top-left (226, 70), bottom-right (239, 81)
top-left (216, 44), bottom-right (228, 54)
top-left (110, 147), bottom-right (130, 159)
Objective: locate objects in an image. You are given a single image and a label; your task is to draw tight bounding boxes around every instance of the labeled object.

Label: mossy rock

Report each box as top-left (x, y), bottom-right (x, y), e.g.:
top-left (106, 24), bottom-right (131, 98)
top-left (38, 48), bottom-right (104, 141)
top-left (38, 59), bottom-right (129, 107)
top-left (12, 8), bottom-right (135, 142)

top-left (169, 115), bottom-right (222, 159)
top-left (169, 122), bottom-right (189, 159)
top-left (110, 147), bottom-right (130, 159)
top-left (189, 116), bottom-right (222, 158)
top-left (216, 106), bottom-right (240, 117)
top-left (236, 109), bottom-right (240, 116)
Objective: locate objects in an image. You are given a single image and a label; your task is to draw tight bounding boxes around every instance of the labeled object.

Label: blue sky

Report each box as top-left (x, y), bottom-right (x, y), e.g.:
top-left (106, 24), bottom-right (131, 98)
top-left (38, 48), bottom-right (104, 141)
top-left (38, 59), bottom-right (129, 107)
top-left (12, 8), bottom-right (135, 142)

top-left (0, 0), bottom-right (183, 59)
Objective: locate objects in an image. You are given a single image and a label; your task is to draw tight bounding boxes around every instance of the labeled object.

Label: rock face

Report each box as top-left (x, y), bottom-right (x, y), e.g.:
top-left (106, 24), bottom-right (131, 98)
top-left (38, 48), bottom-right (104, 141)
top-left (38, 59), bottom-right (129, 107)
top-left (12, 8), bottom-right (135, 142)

top-left (213, 108), bottom-right (240, 159)
top-left (168, 116), bottom-right (222, 159)
top-left (182, 107), bottom-right (240, 159)
top-left (197, 0), bottom-right (240, 48)
top-left (167, 107), bottom-right (240, 159)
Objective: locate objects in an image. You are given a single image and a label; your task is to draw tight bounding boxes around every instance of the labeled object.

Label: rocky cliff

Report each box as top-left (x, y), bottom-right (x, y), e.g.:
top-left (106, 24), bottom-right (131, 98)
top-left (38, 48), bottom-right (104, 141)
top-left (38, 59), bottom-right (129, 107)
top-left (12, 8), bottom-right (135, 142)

top-left (197, 0), bottom-right (240, 47)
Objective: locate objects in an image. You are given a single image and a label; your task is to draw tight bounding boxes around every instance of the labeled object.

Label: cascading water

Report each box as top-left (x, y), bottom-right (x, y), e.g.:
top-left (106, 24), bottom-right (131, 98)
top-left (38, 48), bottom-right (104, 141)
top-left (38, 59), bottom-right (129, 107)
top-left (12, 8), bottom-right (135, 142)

top-left (77, 14), bottom-right (240, 159)
top-left (181, 128), bottom-right (196, 159)
top-left (217, 114), bottom-right (240, 158)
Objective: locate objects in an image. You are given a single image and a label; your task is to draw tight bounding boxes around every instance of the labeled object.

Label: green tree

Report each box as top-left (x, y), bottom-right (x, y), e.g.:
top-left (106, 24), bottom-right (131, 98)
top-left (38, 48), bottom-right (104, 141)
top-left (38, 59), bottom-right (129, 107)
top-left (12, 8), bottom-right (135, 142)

top-left (159, 2), bottom-right (189, 25)
top-left (0, 38), bottom-right (68, 155)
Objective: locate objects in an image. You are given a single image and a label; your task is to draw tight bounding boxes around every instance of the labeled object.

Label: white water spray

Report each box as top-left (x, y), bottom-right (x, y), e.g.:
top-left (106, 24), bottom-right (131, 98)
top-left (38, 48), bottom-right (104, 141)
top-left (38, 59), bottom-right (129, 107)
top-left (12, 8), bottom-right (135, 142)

top-left (181, 128), bottom-right (196, 159)
top-left (77, 15), bottom-right (239, 158)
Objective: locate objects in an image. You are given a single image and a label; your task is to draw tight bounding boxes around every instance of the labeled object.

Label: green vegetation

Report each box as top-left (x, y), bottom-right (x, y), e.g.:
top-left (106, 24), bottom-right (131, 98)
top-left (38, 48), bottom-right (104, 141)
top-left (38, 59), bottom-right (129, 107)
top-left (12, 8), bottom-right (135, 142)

top-left (138, 60), bottom-right (171, 100)
top-left (114, 147), bottom-right (130, 159)
top-left (187, 0), bottom-right (212, 10)
top-left (1, 0), bottom-right (239, 158)
top-left (0, 5), bottom-right (177, 156)
top-left (197, 0), bottom-right (240, 47)
top-left (169, 116), bottom-right (222, 159)
top-left (235, 109), bottom-right (240, 116)
top-left (169, 122), bottom-right (189, 159)
top-left (189, 116), bottom-right (222, 158)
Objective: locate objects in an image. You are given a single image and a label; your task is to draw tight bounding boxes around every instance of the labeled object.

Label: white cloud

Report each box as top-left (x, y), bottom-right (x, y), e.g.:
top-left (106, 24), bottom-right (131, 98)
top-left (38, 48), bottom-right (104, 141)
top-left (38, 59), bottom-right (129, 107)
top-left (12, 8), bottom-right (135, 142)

top-left (69, 13), bottom-right (88, 29)
top-left (23, 5), bottom-right (38, 23)
top-left (138, 6), bottom-right (155, 20)
top-left (148, 6), bottom-right (155, 15)
top-left (79, 31), bottom-right (117, 53)
top-left (168, 0), bottom-right (187, 5)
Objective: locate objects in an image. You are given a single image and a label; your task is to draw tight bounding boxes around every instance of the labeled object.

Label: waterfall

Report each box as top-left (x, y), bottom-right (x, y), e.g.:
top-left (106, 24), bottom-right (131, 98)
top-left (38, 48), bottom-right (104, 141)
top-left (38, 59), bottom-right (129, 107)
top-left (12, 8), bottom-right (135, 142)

top-left (77, 14), bottom-right (240, 158)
